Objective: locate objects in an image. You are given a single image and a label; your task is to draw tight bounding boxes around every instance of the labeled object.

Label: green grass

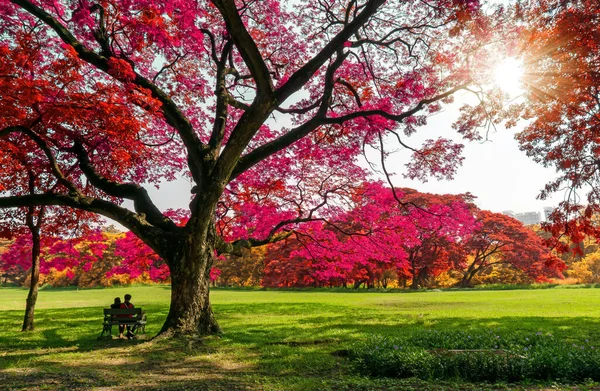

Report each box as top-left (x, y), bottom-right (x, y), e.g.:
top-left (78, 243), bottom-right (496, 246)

top-left (2, 285), bottom-right (600, 390)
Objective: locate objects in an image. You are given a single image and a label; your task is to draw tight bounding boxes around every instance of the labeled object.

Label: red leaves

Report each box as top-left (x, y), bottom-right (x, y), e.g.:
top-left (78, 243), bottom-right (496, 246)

top-left (501, 0), bottom-right (600, 248)
top-left (107, 58), bottom-right (136, 82)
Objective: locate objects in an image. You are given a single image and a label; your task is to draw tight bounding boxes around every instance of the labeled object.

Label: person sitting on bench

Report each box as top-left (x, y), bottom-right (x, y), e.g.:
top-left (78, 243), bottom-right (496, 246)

top-left (119, 294), bottom-right (135, 339)
top-left (110, 297), bottom-right (121, 309)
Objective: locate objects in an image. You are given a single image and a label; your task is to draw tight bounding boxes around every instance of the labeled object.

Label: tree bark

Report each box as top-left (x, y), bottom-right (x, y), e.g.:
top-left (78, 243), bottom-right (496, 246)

top-left (22, 224), bottom-right (40, 331)
top-left (158, 212), bottom-right (222, 336)
top-left (458, 275), bottom-right (473, 288)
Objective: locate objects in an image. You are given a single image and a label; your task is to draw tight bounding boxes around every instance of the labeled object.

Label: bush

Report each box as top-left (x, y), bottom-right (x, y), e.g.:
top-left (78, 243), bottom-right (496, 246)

top-left (350, 331), bottom-right (600, 383)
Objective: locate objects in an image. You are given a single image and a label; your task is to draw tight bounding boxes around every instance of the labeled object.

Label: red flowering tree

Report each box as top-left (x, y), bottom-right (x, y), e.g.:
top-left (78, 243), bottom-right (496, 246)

top-left (0, 0), bottom-right (493, 336)
top-left (388, 188), bottom-right (477, 289)
top-left (0, 149), bottom-right (97, 331)
top-left (485, 0), bottom-right (600, 251)
top-left (262, 183), bottom-right (477, 289)
top-left (456, 211), bottom-right (566, 287)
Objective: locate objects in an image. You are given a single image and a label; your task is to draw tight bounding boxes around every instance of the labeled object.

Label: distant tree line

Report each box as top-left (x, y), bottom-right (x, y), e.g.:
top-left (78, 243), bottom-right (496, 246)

top-left (1, 184), bottom-right (574, 290)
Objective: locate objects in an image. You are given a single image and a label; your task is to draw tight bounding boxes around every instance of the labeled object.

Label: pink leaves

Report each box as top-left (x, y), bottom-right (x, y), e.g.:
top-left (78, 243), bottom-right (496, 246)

top-left (405, 138), bottom-right (465, 182)
top-left (70, 3), bottom-right (94, 29)
top-left (261, 182), bottom-right (477, 288)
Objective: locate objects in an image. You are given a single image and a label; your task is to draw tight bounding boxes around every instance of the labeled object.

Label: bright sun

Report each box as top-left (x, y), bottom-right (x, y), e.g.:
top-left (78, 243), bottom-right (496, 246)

top-left (494, 57), bottom-right (524, 97)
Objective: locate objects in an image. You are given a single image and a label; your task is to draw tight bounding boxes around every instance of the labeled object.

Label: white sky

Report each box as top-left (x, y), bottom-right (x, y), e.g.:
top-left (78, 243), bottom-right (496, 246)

top-left (139, 100), bottom-right (564, 218)
top-left (371, 100), bottom-right (565, 215)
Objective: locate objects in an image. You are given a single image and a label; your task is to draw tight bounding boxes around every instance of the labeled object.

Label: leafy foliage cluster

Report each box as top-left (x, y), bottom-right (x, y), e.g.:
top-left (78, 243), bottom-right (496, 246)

top-left (351, 331), bottom-right (600, 383)
top-left (0, 228), bottom-right (161, 287)
top-left (0, 184), bottom-right (567, 289)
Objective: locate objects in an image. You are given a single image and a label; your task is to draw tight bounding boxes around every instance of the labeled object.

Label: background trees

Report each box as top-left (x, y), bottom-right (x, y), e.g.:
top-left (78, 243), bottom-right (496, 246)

top-left (5, 183), bottom-right (566, 290)
top-left (457, 210), bottom-right (566, 287)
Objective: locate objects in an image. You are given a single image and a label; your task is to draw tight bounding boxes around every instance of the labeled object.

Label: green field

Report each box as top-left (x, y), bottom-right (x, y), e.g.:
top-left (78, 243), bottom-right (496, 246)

top-left (2, 286), bottom-right (600, 390)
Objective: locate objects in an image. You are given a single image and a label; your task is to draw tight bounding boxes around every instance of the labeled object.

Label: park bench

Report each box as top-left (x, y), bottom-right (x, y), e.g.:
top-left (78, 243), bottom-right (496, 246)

top-left (99, 308), bottom-right (146, 339)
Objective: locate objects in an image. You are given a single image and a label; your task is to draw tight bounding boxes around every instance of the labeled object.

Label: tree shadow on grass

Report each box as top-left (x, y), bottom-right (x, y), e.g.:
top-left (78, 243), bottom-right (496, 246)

top-left (0, 306), bottom-right (256, 390)
top-left (0, 343), bottom-right (258, 391)
top-left (0, 306), bottom-right (169, 364)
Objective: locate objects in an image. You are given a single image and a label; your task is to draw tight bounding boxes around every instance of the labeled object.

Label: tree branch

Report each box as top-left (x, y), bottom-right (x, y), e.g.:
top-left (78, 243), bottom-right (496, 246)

top-left (1, 125), bottom-right (81, 195)
top-left (231, 83), bottom-right (468, 180)
top-left (0, 192), bottom-right (171, 254)
top-left (208, 40), bottom-right (235, 156)
top-left (322, 83), bottom-right (468, 124)
top-left (70, 142), bottom-right (178, 232)
top-left (211, 0), bottom-right (274, 97)
top-left (275, 0), bottom-right (386, 103)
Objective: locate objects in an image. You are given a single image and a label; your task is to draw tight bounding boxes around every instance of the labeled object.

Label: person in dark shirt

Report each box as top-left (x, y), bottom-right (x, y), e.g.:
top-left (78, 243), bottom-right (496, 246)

top-left (119, 294), bottom-right (135, 339)
top-left (108, 297), bottom-right (122, 337)
top-left (110, 297), bottom-right (121, 309)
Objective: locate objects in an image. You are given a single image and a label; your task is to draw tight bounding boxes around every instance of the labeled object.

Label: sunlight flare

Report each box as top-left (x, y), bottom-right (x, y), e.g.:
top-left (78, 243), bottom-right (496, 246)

top-left (494, 57), bottom-right (524, 97)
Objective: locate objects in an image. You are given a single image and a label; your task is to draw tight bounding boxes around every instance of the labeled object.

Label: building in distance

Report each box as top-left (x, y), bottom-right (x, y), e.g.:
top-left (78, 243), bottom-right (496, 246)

top-left (502, 208), bottom-right (555, 226)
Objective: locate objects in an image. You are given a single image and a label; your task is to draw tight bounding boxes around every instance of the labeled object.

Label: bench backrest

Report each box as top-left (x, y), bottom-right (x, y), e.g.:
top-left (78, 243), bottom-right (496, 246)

top-left (104, 308), bottom-right (143, 319)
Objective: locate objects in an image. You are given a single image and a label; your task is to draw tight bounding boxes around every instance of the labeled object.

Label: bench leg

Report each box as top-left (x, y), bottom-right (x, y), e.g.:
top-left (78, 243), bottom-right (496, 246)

top-left (99, 323), bottom-right (113, 339)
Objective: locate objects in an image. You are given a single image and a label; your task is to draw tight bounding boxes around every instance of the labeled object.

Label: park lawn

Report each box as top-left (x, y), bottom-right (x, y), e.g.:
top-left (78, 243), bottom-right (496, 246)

top-left (2, 286), bottom-right (600, 390)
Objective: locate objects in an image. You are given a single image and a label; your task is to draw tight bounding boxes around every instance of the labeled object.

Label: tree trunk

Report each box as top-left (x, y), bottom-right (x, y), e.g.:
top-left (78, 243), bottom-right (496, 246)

top-left (457, 262), bottom-right (481, 288)
top-left (158, 215), bottom-right (222, 336)
top-left (22, 226), bottom-right (41, 332)
top-left (410, 268), bottom-right (420, 289)
top-left (410, 278), bottom-right (419, 290)
top-left (458, 274), bottom-right (473, 288)
top-left (159, 250), bottom-right (221, 336)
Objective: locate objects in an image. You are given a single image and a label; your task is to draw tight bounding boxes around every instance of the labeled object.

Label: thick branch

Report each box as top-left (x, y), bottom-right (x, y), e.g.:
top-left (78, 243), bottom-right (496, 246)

top-left (275, 0), bottom-right (386, 103)
top-left (0, 193), bottom-right (171, 254)
top-left (208, 40), bottom-right (235, 155)
top-left (211, 0), bottom-right (274, 97)
top-left (230, 116), bottom-right (323, 181)
top-left (69, 142), bottom-right (178, 232)
top-left (231, 83), bottom-right (468, 180)
top-left (216, 231), bottom-right (292, 256)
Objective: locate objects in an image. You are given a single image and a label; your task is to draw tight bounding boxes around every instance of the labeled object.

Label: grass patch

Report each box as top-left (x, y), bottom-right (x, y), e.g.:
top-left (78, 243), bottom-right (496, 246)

top-left (2, 286), bottom-right (600, 390)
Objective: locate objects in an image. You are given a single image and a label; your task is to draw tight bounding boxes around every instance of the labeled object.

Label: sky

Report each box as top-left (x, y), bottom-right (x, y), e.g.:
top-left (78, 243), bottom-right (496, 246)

top-left (140, 97), bottom-right (565, 218)
top-left (376, 102), bottom-right (565, 215)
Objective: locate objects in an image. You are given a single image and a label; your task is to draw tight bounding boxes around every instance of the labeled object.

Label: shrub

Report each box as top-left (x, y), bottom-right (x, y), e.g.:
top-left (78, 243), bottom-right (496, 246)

top-left (350, 331), bottom-right (600, 383)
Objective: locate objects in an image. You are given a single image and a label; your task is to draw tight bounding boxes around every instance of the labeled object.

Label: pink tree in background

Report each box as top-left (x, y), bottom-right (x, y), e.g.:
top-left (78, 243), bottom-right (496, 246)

top-left (263, 182), bottom-right (478, 288)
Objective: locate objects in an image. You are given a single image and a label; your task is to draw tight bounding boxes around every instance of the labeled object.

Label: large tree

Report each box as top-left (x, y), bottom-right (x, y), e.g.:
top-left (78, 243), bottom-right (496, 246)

top-left (493, 0), bottom-right (600, 248)
top-left (0, 0), bottom-right (491, 336)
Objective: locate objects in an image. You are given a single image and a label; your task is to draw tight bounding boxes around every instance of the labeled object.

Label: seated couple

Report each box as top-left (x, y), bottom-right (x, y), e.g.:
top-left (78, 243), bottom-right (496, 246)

top-left (110, 294), bottom-right (137, 339)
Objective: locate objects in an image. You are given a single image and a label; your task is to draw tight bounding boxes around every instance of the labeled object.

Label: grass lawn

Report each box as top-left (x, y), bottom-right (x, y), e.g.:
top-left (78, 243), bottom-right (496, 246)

top-left (2, 285), bottom-right (600, 390)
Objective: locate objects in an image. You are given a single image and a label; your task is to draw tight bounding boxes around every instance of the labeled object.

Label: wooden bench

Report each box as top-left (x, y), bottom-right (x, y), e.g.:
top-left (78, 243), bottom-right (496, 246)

top-left (99, 308), bottom-right (146, 339)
